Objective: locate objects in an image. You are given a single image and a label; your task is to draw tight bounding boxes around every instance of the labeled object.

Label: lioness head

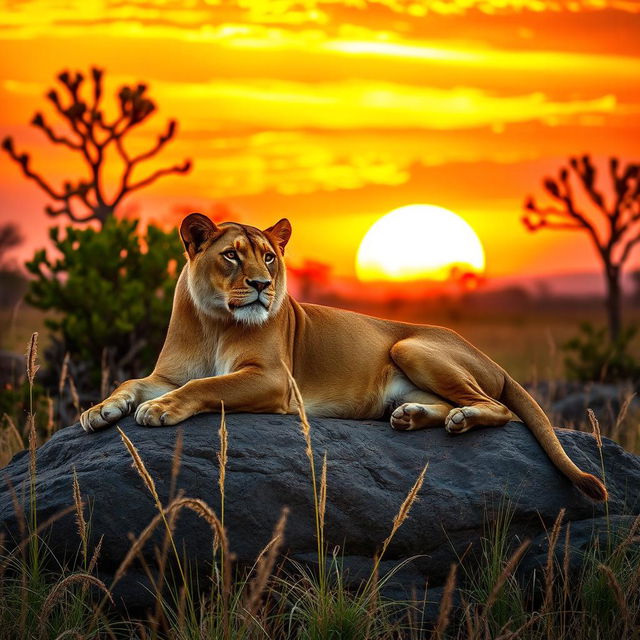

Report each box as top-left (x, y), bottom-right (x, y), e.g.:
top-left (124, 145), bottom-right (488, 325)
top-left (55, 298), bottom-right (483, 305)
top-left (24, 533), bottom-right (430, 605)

top-left (180, 213), bottom-right (291, 326)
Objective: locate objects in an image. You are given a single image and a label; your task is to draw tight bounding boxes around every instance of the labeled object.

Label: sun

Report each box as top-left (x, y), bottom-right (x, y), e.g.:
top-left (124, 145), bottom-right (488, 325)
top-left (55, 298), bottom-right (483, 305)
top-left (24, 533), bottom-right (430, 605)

top-left (356, 204), bottom-right (486, 283)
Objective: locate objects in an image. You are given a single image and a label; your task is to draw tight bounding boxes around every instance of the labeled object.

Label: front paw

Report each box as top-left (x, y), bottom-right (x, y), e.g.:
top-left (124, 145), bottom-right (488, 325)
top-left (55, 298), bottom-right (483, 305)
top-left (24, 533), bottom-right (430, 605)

top-left (80, 393), bottom-right (133, 433)
top-left (134, 394), bottom-right (192, 427)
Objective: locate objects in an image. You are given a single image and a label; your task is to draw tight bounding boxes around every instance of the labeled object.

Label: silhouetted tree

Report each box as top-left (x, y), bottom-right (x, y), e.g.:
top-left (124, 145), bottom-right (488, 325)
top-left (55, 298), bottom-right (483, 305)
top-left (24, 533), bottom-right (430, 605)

top-left (1, 68), bottom-right (191, 227)
top-left (0, 223), bottom-right (23, 267)
top-left (523, 155), bottom-right (640, 342)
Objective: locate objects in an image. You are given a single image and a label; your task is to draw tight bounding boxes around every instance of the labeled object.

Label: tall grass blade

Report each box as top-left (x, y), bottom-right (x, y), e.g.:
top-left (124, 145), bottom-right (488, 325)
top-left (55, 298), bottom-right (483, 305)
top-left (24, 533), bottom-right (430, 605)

top-left (433, 563), bottom-right (457, 640)
top-left (72, 467), bottom-right (88, 565)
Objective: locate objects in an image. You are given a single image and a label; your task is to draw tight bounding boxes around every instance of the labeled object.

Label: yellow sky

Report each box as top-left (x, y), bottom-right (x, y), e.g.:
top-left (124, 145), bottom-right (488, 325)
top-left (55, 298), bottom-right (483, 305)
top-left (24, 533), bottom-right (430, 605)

top-left (0, 0), bottom-right (638, 281)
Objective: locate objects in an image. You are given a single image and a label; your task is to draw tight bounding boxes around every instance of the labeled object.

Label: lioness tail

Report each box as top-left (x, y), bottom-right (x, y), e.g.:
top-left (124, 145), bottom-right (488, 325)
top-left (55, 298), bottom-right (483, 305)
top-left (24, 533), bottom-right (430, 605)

top-left (501, 376), bottom-right (608, 502)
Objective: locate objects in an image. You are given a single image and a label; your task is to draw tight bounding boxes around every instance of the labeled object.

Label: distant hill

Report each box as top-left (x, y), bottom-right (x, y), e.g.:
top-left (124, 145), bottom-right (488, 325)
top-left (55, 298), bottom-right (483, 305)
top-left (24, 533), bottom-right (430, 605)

top-left (484, 270), bottom-right (638, 298)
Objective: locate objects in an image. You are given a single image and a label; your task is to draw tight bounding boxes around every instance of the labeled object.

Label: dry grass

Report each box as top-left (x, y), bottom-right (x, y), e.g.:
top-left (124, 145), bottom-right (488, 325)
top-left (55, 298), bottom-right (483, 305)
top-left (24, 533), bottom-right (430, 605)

top-left (117, 427), bottom-right (160, 504)
top-left (72, 468), bottom-right (87, 565)
top-left (25, 332), bottom-right (39, 386)
top-left (244, 506), bottom-right (289, 618)
top-left (483, 539), bottom-right (530, 612)
top-left (39, 573), bottom-right (113, 631)
top-left (433, 564), bottom-right (458, 640)
top-left (587, 409), bottom-right (603, 448)
top-left (1, 325), bottom-right (639, 639)
top-left (543, 509), bottom-right (566, 619)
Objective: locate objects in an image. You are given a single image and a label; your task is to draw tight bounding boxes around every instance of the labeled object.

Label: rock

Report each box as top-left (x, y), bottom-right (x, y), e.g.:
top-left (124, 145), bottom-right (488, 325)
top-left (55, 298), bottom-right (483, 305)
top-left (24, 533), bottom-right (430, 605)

top-left (1, 415), bottom-right (639, 616)
top-left (550, 383), bottom-right (639, 428)
top-left (525, 381), bottom-right (639, 429)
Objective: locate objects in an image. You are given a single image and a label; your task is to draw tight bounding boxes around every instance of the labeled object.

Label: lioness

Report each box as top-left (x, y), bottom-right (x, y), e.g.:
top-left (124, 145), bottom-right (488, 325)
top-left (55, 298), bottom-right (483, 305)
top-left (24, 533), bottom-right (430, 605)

top-left (81, 213), bottom-right (607, 501)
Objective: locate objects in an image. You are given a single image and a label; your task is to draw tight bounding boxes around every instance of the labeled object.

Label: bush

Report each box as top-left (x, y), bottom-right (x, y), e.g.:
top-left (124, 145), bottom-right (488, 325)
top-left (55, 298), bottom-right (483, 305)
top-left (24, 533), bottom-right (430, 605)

top-left (563, 322), bottom-right (640, 383)
top-left (25, 217), bottom-right (185, 395)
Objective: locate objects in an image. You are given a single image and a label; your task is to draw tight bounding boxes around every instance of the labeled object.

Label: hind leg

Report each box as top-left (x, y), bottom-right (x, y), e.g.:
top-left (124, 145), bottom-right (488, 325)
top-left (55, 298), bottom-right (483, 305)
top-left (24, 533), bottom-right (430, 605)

top-left (391, 338), bottom-right (512, 434)
top-left (390, 389), bottom-right (453, 431)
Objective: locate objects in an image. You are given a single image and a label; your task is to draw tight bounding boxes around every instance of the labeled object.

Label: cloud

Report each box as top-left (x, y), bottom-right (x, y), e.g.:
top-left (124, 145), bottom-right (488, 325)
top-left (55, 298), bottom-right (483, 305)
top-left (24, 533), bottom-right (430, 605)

top-left (140, 78), bottom-right (619, 131)
top-left (1, 0), bottom-right (639, 42)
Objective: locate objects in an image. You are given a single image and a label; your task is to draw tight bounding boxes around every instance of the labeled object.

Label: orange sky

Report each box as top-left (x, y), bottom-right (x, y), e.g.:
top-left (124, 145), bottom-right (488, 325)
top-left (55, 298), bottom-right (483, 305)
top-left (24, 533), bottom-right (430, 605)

top-left (0, 0), bottom-right (638, 285)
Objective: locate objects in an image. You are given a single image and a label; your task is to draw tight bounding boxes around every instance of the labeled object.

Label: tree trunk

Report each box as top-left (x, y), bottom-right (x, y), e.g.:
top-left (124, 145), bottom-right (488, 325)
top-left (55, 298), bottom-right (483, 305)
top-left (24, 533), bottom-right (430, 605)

top-left (94, 203), bottom-right (115, 227)
top-left (605, 264), bottom-right (622, 343)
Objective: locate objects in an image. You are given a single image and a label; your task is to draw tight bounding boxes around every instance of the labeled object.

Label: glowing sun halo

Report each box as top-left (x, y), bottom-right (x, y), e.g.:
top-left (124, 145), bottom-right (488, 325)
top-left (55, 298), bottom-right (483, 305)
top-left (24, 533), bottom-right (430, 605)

top-left (356, 205), bottom-right (486, 282)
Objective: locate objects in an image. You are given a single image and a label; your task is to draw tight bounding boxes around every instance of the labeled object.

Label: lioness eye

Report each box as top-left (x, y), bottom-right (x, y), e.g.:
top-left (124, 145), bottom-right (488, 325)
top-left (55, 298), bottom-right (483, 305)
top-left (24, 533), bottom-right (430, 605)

top-left (264, 252), bottom-right (275, 264)
top-left (223, 250), bottom-right (238, 260)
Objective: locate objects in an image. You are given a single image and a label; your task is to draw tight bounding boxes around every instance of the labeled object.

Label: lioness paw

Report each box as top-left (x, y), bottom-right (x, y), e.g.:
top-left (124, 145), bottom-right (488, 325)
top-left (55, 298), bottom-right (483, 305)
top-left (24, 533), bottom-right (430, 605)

top-left (80, 393), bottom-right (133, 433)
top-left (135, 396), bottom-right (191, 427)
top-left (390, 402), bottom-right (448, 431)
top-left (391, 403), bottom-right (426, 431)
top-left (445, 406), bottom-right (481, 434)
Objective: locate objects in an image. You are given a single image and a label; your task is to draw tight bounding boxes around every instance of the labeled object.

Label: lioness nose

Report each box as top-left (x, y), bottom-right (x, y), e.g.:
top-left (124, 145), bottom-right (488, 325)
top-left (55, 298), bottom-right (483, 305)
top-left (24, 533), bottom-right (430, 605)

top-left (247, 278), bottom-right (271, 292)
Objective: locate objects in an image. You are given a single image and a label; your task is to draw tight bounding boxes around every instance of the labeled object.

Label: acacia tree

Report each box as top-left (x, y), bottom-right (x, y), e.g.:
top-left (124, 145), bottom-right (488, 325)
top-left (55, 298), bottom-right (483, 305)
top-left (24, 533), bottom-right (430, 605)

top-left (1, 67), bottom-right (191, 226)
top-left (523, 155), bottom-right (640, 342)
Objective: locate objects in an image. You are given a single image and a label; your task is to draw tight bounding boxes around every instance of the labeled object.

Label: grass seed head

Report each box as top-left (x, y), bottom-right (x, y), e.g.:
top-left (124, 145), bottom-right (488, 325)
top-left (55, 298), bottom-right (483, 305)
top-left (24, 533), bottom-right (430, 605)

top-left (117, 427), bottom-right (160, 504)
top-left (434, 563), bottom-right (458, 639)
top-left (87, 535), bottom-right (104, 575)
top-left (383, 463), bottom-right (428, 549)
top-left (599, 563), bottom-right (631, 627)
top-left (26, 332), bottom-right (39, 385)
top-left (72, 468), bottom-right (88, 562)
top-left (484, 538), bottom-right (530, 611)
top-left (543, 508), bottom-right (565, 613)
top-left (40, 573), bottom-right (113, 632)
top-left (218, 402), bottom-right (228, 495)
top-left (245, 506), bottom-right (289, 616)
top-left (587, 408), bottom-right (603, 448)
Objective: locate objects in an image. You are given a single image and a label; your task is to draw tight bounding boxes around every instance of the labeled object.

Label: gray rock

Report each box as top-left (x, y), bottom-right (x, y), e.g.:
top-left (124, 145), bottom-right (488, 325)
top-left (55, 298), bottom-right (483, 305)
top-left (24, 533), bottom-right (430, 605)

top-left (1, 415), bottom-right (639, 615)
top-left (550, 383), bottom-right (639, 428)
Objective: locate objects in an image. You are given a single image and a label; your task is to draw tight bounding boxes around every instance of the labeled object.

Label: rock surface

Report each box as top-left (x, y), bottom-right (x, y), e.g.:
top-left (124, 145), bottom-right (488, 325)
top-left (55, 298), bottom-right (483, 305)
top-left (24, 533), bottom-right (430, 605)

top-left (1, 414), bottom-right (639, 613)
top-left (550, 383), bottom-right (639, 428)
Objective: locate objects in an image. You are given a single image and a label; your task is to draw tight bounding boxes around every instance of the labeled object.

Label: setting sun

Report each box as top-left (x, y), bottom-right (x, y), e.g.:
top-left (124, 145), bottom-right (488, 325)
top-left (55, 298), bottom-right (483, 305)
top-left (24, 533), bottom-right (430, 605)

top-left (356, 204), bottom-right (486, 283)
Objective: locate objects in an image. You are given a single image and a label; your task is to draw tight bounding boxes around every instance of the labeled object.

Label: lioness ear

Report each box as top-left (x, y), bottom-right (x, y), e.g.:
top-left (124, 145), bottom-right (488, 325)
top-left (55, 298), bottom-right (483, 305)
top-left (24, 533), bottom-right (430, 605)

top-left (180, 213), bottom-right (217, 259)
top-left (264, 218), bottom-right (292, 255)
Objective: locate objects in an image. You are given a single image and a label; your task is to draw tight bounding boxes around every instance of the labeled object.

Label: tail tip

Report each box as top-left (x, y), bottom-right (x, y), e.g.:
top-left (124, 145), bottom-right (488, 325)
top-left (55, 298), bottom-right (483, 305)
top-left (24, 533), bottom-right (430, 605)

top-left (575, 473), bottom-right (608, 502)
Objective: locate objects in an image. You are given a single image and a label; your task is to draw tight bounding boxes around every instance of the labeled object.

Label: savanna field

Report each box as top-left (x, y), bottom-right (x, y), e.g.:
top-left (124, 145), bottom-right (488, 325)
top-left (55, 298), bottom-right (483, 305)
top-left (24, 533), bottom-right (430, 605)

top-left (1, 0), bottom-right (640, 637)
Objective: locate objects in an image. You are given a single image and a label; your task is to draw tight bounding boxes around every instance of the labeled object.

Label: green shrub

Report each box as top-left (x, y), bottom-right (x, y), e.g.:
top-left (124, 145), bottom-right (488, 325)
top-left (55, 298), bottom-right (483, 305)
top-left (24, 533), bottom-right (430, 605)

top-left (563, 322), bottom-right (640, 383)
top-left (25, 217), bottom-right (185, 393)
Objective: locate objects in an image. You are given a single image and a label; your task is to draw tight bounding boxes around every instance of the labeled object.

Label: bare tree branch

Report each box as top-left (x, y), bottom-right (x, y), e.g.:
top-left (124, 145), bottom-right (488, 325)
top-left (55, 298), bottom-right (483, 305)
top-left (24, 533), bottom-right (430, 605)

top-left (523, 155), bottom-right (640, 342)
top-left (31, 113), bottom-right (82, 150)
top-left (619, 233), bottom-right (640, 266)
top-left (1, 66), bottom-right (192, 227)
top-left (2, 137), bottom-right (63, 200)
top-left (126, 160), bottom-right (192, 195)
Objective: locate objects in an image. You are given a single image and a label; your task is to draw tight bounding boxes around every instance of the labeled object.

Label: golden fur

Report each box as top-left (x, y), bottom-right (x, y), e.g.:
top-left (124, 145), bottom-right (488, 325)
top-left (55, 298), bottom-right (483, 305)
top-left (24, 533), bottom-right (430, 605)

top-left (81, 213), bottom-right (607, 501)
